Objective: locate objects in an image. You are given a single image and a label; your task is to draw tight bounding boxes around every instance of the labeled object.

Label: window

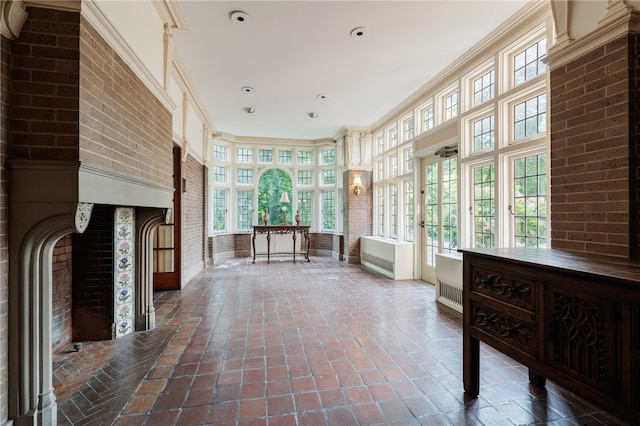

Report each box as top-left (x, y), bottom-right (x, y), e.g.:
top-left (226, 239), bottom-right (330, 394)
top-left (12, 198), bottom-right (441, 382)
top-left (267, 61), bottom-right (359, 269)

top-left (298, 170), bottom-right (312, 185)
top-left (404, 118), bottom-right (414, 141)
top-left (212, 189), bottom-right (226, 233)
top-left (389, 127), bottom-right (398, 147)
top-left (322, 169), bottom-right (335, 185)
top-left (405, 180), bottom-right (414, 242)
top-left (298, 151), bottom-right (312, 165)
top-left (423, 107), bottom-right (434, 132)
top-left (321, 149), bottom-right (336, 165)
top-left (377, 186), bottom-right (385, 236)
top-left (237, 168), bottom-right (253, 184)
top-left (474, 70), bottom-right (495, 106)
top-left (213, 144), bottom-right (227, 161)
top-left (377, 160), bottom-right (384, 181)
top-left (513, 153), bottom-right (547, 247)
top-left (258, 149), bottom-right (273, 163)
top-left (514, 93), bottom-right (546, 140)
top-left (473, 115), bottom-right (495, 152)
top-left (237, 190), bottom-right (253, 231)
top-left (444, 92), bottom-right (459, 120)
top-left (237, 148), bottom-right (253, 163)
top-left (404, 147), bottom-right (413, 172)
top-left (377, 134), bottom-right (385, 154)
top-left (279, 150), bottom-right (292, 163)
top-left (473, 164), bottom-right (495, 248)
top-left (442, 157), bottom-right (458, 253)
top-left (213, 166), bottom-right (226, 183)
top-left (297, 191), bottom-right (312, 225)
top-left (514, 38), bottom-right (547, 86)
top-left (390, 183), bottom-right (398, 239)
top-left (321, 191), bottom-right (335, 231)
top-left (390, 153), bottom-right (398, 177)
top-left (425, 162), bottom-right (439, 266)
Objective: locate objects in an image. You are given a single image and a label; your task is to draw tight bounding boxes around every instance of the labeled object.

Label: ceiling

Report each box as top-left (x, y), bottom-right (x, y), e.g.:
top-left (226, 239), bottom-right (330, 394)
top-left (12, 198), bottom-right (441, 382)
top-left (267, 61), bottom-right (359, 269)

top-left (172, 1), bottom-right (529, 141)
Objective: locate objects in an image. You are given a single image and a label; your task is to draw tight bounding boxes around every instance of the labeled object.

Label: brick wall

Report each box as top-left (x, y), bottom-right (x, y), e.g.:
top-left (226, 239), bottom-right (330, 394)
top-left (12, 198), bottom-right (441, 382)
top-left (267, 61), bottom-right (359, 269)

top-left (0, 34), bottom-right (10, 426)
top-left (344, 170), bottom-right (372, 263)
top-left (632, 34), bottom-right (640, 259)
top-left (52, 235), bottom-right (73, 353)
top-left (8, 7), bottom-right (80, 160)
top-left (72, 205), bottom-right (114, 341)
top-left (182, 155), bottom-right (205, 284)
top-left (79, 18), bottom-right (173, 188)
top-left (550, 35), bottom-right (637, 258)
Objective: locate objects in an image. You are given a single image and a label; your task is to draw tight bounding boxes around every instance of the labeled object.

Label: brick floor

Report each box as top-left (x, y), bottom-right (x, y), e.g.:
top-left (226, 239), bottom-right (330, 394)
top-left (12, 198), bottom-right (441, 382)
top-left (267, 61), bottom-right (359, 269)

top-left (54, 257), bottom-right (629, 425)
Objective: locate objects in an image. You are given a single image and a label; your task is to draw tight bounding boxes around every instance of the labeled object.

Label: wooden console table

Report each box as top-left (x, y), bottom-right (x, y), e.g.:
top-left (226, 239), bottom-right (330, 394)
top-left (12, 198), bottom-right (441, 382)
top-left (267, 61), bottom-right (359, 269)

top-left (461, 247), bottom-right (640, 423)
top-left (252, 225), bottom-right (310, 263)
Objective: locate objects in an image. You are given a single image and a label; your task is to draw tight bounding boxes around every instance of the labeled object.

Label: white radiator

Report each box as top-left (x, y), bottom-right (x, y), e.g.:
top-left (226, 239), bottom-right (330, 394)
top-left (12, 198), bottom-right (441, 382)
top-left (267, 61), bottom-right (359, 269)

top-left (435, 252), bottom-right (463, 312)
top-left (360, 236), bottom-right (414, 280)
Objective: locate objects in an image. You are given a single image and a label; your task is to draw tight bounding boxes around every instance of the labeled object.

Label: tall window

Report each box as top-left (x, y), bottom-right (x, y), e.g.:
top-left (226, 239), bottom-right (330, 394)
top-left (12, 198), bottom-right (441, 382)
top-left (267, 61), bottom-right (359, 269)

top-left (237, 168), bottom-right (253, 184)
top-left (473, 70), bottom-right (495, 106)
top-left (297, 191), bottom-right (312, 225)
top-left (473, 164), bottom-right (495, 248)
top-left (442, 157), bottom-right (458, 253)
top-left (404, 147), bottom-right (413, 172)
top-left (514, 94), bottom-right (546, 140)
top-left (213, 144), bottom-right (227, 161)
top-left (390, 153), bottom-right (398, 177)
top-left (377, 160), bottom-right (384, 181)
top-left (389, 127), bottom-right (398, 147)
top-left (513, 153), bottom-right (547, 247)
top-left (377, 186), bottom-right (385, 237)
top-left (444, 92), bottom-right (459, 120)
top-left (212, 189), bottom-right (226, 233)
top-left (259, 149), bottom-right (273, 163)
top-left (213, 166), bottom-right (226, 183)
top-left (423, 107), bottom-right (434, 132)
top-left (425, 162), bottom-right (439, 266)
top-left (514, 38), bottom-right (547, 86)
top-left (321, 191), bottom-right (335, 231)
top-left (237, 148), bottom-right (253, 163)
top-left (237, 190), bottom-right (253, 231)
top-left (473, 115), bottom-right (495, 152)
top-left (390, 183), bottom-right (398, 239)
top-left (377, 135), bottom-right (385, 154)
top-left (405, 180), bottom-right (414, 242)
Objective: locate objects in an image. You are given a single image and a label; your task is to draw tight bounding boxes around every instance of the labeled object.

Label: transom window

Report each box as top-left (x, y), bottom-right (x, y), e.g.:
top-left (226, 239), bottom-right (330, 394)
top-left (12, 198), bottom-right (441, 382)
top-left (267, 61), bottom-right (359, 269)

top-left (237, 168), bottom-right (253, 184)
top-left (404, 118), bottom-right (414, 141)
top-left (321, 149), bottom-right (336, 165)
top-left (259, 149), bottom-right (273, 163)
top-left (213, 145), bottom-right (227, 161)
top-left (444, 92), bottom-right (459, 121)
top-left (423, 107), bottom-right (434, 132)
top-left (322, 169), bottom-right (335, 185)
top-left (279, 150), bottom-right (292, 163)
top-left (237, 148), bottom-right (253, 163)
top-left (474, 70), bottom-right (495, 106)
top-left (298, 170), bottom-right (312, 185)
top-left (514, 94), bottom-right (546, 140)
top-left (514, 38), bottom-right (547, 86)
top-left (213, 166), bottom-right (226, 183)
top-left (473, 115), bottom-right (495, 152)
top-left (297, 151), bottom-right (313, 165)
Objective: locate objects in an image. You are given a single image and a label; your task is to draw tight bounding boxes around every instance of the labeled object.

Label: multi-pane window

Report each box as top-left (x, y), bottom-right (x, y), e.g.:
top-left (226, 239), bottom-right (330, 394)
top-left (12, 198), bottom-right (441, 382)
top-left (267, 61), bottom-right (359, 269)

top-left (297, 151), bottom-right (312, 165)
top-left (514, 94), bottom-right (546, 140)
top-left (213, 144), bottom-right (227, 161)
top-left (237, 190), bottom-right (253, 231)
top-left (279, 150), bottom-right (292, 163)
top-left (389, 127), bottom-right (398, 147)
top-left (297, 191), bottom-right (312, 225)
top-left (377, 160), bottom-right (384, 181)
top-left (377, 186), bottom-right (385, 236)
top-left (390, 153), bottom-right (398, 177)
top-left (513, 153), bottom-right (547, 247)
top-left (322, 169), bottom-right (335, 185)
top-left (442, 157), bottom-right (458, 253)
top-left (404, 118), bottom-right (414, 141)
top-left (377, 135), bottom-right (385, 154)
top-left (237, 168), bottom-right (253, 184)
top-left (258, 149), bottom-right (273, 163)
top-left (473, 70), bottom-right (495, 106)
top-left (473, 164), bottom-right (495, 248)
top-left (423, 107), bottom-right (434, 132)
top-left (473, 115), bottom-right (495, 152)
top-left (321, 191), bottom-right (336, 231)
top-left (425, 162), bottom-right (439, 266)
top-left (212, 189), bottom-right (226, 233)
top-left (404, 148), bottom-right (413, 172)
top-left (237, 148), bottom-right (253, 163)
top-left (444, 92), bottom-right (459, 120)
top-left (390, 183), bottom-right (398, 239)
top-left (514, 38), bottom-right (547, 86)
top-left (298, 170), bottom-right (312, 185)
top-left (321, 149), bottom-right (336, 165)
top-left (213, 166), bottom-right (226, 183)
top-left (405, 180), bottom-right (414, 242)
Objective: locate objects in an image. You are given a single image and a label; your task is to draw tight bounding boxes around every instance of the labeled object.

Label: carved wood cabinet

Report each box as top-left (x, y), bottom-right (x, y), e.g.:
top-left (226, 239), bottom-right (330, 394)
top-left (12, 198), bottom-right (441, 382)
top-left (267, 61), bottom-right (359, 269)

top-left (461, 248), bottom-right (640, 423)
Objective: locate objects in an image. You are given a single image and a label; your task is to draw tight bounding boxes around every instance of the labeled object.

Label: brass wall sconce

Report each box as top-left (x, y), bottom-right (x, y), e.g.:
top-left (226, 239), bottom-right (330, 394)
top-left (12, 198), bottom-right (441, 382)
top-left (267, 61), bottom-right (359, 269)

top-left (353, 176), bottom-right (362, 197)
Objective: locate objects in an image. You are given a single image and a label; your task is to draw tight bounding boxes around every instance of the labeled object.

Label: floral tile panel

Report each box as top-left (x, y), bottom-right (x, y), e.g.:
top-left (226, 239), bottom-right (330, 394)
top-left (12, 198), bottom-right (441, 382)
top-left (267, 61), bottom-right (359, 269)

top-left (114, 207), bottom-right (135, 338)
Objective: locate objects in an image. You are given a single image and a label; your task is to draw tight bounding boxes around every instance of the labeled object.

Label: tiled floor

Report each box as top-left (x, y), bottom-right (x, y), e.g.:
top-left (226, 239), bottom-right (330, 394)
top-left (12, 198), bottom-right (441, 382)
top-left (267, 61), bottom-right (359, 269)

top-left (55, 257), bottom-right (630, 425)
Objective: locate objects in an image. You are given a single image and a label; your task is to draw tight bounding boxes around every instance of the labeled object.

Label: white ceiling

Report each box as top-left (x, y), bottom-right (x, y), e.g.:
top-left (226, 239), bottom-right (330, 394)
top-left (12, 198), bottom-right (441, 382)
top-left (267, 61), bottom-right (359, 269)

top-left (172, 1), bottom-right (529, 141)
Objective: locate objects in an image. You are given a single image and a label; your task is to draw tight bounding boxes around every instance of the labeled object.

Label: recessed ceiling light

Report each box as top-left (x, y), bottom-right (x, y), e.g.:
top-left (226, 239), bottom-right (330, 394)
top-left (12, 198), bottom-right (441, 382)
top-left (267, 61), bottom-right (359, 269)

top-left (317, 94), bottom-right (327, 100)
top-left (308, 112), bottom-right (318, 118)
top-left (230, 11), bottom-right (250, 23)
top-left (241, 86), bottom-right (254, 93)
top-left (350, 27), bottom-right (369, 38)
top-left (244, 107), bottom-right (255, 113)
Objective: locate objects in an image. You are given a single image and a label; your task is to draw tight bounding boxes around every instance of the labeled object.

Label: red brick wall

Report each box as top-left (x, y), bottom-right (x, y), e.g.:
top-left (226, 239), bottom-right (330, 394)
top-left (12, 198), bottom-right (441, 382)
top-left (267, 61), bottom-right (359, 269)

top-left (0, 34), bottom-right (10, 426)
top-left (8, 7), bottom-right (80, 160)
top-left (72, 205), bottom-right (114, 341)
top-left (550, 35), bottom-right (636, 258)
top-left (344, 170), bottom-right (372, 263)
top-left (79, 18), bottom-right (173, 188)
top-left (182, 156), bottom-right (205, 283)
top-left (52, 235), bottom-right (73, 353)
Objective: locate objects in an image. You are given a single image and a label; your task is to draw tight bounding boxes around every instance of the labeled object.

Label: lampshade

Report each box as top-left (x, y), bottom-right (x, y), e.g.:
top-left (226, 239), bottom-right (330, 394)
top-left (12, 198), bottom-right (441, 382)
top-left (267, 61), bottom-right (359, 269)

top-left (279, 191), bottom-right (290, 203)
top-left (353, 176), bottom-right (362, 186)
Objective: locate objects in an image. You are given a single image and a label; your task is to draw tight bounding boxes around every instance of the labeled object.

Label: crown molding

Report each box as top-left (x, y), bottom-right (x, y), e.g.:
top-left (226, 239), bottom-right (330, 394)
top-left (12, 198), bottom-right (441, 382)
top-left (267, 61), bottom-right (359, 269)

top-left (212, 132), bottom-right (335, 147)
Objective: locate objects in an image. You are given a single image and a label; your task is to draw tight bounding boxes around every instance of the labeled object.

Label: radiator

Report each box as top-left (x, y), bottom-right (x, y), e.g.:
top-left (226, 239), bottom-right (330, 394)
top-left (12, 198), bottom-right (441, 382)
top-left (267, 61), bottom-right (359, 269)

top-left (435, 252), bottom-right (463, 313)
top-left (360, 236), bottom-right (414, 280)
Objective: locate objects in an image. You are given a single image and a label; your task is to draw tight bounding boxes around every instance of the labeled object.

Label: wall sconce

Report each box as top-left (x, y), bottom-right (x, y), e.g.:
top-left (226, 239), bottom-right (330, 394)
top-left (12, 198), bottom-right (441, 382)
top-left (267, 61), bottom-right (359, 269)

top-left (353, 176), bottom-right (362, 197)
top-left (279, 191), bottom-right (290, 224)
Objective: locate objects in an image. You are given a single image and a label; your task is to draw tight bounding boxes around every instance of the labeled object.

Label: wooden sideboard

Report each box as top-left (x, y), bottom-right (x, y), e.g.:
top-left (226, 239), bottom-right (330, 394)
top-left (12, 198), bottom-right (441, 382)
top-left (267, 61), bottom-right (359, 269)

top-left (461, 247), bottom-right (640, 423)
top-left (252, 225), bottom-right (310, 263)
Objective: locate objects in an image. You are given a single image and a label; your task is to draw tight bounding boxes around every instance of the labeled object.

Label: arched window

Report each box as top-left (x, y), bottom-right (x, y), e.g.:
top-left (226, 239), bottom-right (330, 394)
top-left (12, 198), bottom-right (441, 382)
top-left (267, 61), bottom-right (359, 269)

top-left (257, 169), bottom-right (292, 225)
